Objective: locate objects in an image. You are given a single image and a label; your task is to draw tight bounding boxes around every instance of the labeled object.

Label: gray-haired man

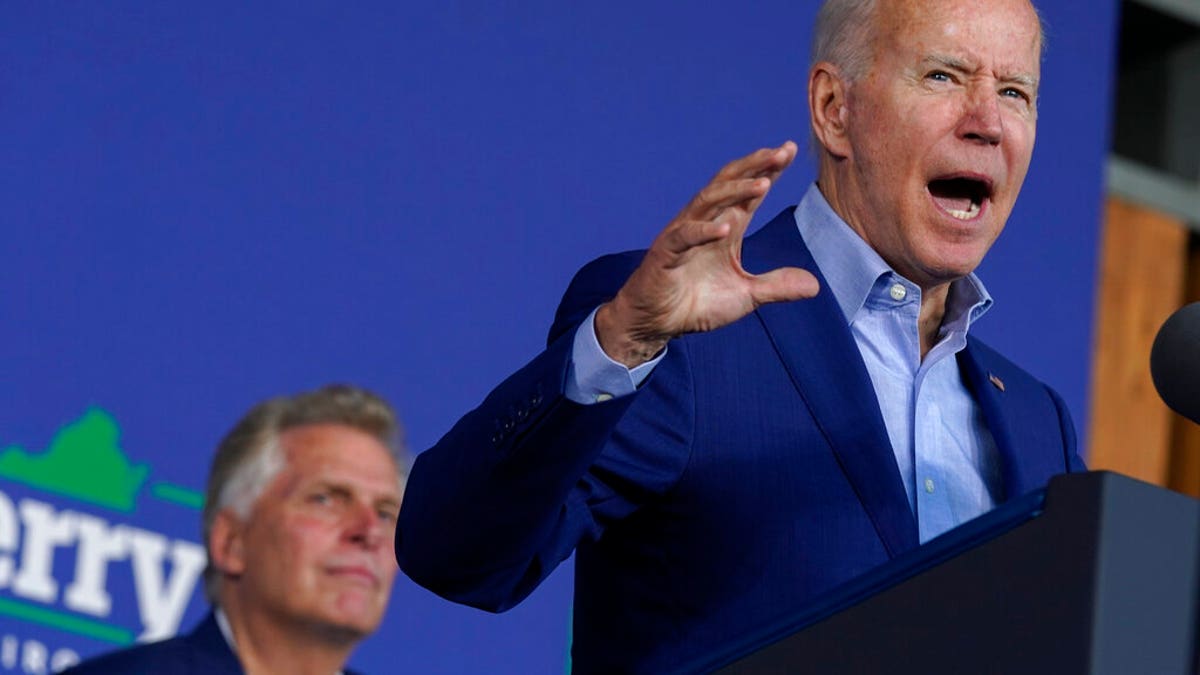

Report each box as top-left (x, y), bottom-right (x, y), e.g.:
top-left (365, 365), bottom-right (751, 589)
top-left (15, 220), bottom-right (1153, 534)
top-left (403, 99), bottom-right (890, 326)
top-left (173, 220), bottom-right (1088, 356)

top-left (68, 385), bottom-right (406, 675)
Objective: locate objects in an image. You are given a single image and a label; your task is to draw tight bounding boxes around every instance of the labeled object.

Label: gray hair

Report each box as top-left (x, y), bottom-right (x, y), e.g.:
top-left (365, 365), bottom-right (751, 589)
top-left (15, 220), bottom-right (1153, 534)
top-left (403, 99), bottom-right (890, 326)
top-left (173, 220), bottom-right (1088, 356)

top-left (811, 0), bottom-right (1048, 79)
top-left (201, 384), bottom-right (406, 604)
top-left (808, 0), bottom-right (1047, 153)
top-left (811, 0), bottom-right (878, 82)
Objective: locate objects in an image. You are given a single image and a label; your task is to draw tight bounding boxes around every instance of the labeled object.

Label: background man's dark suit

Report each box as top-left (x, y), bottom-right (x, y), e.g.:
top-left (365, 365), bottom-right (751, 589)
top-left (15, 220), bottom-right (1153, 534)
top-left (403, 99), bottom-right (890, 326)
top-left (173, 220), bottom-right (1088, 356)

top-left (62, 613), bottom-right (364, 675)
top-left (397, 208), bottom-right (1087, 673)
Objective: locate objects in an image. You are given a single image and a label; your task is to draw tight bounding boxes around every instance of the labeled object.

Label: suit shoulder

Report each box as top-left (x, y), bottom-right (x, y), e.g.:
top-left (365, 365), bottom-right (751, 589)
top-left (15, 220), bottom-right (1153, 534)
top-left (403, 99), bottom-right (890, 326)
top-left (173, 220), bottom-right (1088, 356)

top-left (564, 250), bottom-right (644, 299)
top-left (65, 615), bottom-right (240, 675)
top-left (64, 636), bottom-right (202, 675)
top-left (548, 249), bottom-right (645, 345)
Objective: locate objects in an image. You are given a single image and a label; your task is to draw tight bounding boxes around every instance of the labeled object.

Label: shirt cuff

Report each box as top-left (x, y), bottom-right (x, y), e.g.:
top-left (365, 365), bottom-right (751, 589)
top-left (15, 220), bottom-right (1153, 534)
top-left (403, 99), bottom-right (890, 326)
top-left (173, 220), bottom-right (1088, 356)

top-left (564, 307), bottom-right (666, 404)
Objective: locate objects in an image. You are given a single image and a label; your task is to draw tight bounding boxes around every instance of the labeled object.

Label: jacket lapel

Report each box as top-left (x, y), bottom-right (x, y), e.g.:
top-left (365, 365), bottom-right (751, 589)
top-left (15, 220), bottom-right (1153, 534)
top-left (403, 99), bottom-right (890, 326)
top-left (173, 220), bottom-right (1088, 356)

top-left (742, 208), bottom-right (919, 557)
top-left (957, 339), bottom-right (1039, 501)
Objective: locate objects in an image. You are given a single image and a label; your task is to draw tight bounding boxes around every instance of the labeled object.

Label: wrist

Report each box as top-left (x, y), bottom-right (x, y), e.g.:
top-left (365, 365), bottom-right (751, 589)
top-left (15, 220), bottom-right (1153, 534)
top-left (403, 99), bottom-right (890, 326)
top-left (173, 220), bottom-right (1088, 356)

top-left (595, 299), bottom-right (670, 368)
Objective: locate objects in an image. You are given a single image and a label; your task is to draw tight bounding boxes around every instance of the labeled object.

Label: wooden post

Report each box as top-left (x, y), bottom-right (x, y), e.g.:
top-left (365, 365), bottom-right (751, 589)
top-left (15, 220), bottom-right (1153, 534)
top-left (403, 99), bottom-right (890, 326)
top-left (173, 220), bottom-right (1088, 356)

top-left (1087, 196), bottom-right (1188, 485)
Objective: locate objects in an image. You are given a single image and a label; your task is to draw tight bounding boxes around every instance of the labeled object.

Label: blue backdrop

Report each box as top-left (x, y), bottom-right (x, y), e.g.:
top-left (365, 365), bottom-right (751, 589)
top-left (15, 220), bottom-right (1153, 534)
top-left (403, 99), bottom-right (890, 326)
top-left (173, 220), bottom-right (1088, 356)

top-left (2, 2), bottom-right (1117, 673)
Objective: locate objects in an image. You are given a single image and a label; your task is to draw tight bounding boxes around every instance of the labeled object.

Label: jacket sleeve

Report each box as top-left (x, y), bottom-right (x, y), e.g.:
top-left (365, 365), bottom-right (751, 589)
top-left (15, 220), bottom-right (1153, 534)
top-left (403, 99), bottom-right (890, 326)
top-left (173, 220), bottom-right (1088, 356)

top-left (395, 251), bottom-right (691, 612)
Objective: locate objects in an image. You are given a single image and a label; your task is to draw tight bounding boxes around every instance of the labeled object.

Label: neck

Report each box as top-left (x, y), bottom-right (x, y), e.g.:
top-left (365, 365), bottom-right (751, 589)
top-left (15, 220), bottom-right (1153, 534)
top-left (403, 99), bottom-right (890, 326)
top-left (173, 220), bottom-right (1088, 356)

top-left (918, 283), bottom-right (950, 361)
top-left (219, 600), bottom-right (355, 675)
top-left (817, 170), bottom-right (956, 361)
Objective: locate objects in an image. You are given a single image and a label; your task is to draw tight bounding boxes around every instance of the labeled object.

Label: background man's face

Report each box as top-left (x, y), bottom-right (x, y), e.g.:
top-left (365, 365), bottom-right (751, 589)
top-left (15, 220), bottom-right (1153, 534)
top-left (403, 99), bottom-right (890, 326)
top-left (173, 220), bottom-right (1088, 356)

top-left (236, 423), bottom-right (402, 638)
top-left (838, 0), bottom-right (1041, 289)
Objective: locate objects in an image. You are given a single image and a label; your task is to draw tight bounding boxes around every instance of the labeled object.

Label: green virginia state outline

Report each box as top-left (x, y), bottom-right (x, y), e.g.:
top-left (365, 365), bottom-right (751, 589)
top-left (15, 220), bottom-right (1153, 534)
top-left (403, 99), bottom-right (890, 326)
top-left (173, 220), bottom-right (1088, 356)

top-left (0, 408), bottom-right (148, 512)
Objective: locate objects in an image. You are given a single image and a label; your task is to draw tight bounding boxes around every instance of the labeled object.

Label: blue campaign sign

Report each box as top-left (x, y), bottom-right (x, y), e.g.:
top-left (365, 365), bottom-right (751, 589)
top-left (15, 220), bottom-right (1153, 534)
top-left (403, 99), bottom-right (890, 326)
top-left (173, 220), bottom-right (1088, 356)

top-left (0, 409), bottom-right (206, 671)
top-left (2, 1), bottom-right (1118, 673)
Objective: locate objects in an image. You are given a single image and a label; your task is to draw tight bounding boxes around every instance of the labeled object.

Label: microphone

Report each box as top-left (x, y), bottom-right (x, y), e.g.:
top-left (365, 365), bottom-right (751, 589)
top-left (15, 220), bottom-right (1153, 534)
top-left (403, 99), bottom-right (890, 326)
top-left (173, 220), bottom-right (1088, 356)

top-left (1151, 302), bottom-right (1200, 424)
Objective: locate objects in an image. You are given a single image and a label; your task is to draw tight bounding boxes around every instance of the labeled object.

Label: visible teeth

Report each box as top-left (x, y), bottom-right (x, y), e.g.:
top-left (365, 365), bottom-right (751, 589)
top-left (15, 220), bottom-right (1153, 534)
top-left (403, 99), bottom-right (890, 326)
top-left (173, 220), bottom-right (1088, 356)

top-left (947, 201), bottom-right (980, 220)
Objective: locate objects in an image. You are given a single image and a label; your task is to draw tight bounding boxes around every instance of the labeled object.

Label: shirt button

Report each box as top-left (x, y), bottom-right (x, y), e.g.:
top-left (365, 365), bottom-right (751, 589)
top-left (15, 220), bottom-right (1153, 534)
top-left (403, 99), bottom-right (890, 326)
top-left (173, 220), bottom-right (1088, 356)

top-left (924, 478), bottom-right (935, 493)
top-left (595, 393), bottom-right (614, 403)
top-left (889, 283), bottom-right (907, 301)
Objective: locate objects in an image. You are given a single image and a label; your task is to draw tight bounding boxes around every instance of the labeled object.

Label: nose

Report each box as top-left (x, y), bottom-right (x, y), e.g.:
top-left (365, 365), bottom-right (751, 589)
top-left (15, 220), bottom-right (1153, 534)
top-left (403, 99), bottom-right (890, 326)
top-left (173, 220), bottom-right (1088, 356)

top-left (958, 85), bottom-right (1003, 145)
top-left (345, 502), bottom-right (387, 549)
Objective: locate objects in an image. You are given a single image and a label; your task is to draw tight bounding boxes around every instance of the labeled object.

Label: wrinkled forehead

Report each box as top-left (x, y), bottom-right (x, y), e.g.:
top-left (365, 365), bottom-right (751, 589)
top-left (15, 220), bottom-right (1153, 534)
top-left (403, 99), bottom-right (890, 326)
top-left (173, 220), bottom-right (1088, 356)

top-left (873, 0), bottom-right (1043, 73)
top-left (274, 426), bottom-right (404, 498)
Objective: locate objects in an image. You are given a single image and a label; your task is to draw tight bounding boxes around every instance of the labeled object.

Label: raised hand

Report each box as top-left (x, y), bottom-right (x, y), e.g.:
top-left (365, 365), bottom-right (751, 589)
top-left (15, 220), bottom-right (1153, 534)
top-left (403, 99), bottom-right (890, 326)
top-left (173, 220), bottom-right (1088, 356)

top-left (595, 141), bottom-right (820, 367)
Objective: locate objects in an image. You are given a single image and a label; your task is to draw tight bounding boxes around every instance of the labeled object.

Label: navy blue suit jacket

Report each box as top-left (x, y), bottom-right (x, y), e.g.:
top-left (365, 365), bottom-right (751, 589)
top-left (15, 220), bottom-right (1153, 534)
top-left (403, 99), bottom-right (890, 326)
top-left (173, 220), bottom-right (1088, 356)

top-left (64, 612), bottom-right (365, 675)
top-left (64, 613), bottom-right (243, 675)
top-left (396, 207), bottom-right (1086, 674)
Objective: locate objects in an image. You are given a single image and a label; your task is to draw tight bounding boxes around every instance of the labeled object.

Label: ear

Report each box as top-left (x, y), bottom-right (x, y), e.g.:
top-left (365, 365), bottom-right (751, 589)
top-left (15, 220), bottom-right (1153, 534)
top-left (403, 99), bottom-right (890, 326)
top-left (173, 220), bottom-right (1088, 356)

top-left (208, 510), bottom-right (247, 578)
top-left (809, 62), bottom-right (852, 159)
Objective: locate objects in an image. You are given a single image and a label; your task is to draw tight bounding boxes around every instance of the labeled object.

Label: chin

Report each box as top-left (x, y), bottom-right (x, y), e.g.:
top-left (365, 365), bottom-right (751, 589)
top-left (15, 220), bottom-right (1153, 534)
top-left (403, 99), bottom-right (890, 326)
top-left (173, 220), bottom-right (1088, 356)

top-left (910, 257), bottom-right (982, 287)
top-left (311, 613), bottom-right (380, 641)
top-left (310, 595), bottom-right (386, 635)
top-left (923, 242), bottom-right (991, 277)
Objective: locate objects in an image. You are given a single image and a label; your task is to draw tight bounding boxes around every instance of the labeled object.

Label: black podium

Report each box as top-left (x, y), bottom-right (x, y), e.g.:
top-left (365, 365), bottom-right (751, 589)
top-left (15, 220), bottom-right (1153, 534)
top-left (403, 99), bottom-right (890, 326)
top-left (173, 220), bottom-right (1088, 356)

top-left (694, 472), bottom-right (1200, 674)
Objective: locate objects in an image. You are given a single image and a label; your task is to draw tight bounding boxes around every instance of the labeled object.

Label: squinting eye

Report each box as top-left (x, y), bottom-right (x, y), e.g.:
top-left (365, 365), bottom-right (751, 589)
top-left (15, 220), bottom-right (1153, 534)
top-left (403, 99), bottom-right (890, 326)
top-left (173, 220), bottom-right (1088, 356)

top-left (1001, 88), bottom-right (1029, 102)
top-left (927, 71), bottom-right (952, 83)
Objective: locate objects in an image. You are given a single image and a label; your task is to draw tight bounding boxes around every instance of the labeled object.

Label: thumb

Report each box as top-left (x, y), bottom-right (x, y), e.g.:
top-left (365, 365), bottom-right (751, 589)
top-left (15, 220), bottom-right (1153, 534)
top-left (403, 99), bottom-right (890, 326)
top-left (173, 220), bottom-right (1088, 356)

top-left (748, 267), bottom-right (820, 306)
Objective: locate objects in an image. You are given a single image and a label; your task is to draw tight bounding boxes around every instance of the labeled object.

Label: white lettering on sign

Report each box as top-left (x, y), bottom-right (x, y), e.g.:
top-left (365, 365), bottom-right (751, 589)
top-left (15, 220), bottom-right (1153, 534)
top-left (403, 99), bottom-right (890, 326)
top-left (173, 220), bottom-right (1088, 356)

top-left (0, 489), bottom-right (205, 642)
top-left (0, 631), bottom-right (80, 674)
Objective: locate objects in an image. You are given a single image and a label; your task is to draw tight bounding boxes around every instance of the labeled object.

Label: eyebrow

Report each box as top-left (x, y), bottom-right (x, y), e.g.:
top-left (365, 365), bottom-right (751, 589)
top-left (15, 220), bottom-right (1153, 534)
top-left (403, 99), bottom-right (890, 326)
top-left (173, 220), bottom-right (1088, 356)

top-left (374, 495), bottom-right (401, 509)
top-left (924, 54), bottom-right (972, 72)
top-left (923, 54), bottom-right (1039, 90)
top-left (309, 479), bottom-right (402, 504)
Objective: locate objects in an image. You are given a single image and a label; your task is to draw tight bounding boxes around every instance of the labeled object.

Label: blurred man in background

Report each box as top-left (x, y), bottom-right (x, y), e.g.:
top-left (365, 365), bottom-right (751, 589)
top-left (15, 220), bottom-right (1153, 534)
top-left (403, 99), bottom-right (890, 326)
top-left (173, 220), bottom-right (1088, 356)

top-left (68, 385), bottom-right (406, 675)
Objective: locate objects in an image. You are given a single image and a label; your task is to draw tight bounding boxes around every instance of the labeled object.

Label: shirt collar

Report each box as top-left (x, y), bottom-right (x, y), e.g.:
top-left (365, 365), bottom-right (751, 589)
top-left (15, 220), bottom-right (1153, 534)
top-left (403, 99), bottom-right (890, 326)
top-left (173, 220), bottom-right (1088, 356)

top-left (214, 607), bottom-right (236, 652)
top-left (793, 183), bottom-right (993, 330)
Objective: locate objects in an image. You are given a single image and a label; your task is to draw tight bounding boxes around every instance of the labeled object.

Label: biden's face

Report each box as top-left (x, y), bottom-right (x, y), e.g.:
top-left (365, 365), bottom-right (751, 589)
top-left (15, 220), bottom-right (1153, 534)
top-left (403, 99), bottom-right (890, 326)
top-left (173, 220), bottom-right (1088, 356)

top-left (835, 0), bottom-right (1041, 289)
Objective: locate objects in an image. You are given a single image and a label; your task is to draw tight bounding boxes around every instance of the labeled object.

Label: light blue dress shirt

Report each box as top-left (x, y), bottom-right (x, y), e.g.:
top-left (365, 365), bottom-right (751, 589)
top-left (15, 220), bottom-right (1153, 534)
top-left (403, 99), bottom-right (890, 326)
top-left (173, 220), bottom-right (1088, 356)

top-left (566, 184), bottom-right (1002, 542)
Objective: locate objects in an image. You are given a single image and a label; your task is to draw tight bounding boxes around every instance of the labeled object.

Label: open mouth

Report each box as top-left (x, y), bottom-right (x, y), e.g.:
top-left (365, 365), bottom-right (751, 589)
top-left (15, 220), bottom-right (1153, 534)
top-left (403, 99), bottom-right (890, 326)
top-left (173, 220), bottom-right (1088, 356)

top-left (928, 176), bottom-right (993, 221)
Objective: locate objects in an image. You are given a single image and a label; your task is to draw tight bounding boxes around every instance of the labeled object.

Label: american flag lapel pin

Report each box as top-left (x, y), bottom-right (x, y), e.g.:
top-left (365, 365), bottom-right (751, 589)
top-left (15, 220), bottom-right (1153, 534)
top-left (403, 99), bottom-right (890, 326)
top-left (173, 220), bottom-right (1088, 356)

top-left (988, 373), bottom-right (1006, 392)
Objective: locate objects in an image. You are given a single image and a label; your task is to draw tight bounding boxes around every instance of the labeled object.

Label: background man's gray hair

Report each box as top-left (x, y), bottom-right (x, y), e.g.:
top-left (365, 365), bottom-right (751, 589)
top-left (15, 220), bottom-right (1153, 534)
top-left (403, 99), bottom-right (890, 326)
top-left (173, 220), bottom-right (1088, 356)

top-left (200, 384), bottom-right (406, 605)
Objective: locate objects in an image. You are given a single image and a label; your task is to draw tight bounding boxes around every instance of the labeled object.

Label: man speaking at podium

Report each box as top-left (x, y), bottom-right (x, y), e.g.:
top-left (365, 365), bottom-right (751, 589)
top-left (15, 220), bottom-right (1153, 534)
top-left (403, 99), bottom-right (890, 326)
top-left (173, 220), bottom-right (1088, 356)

top-left (397, 0), bottom-right (1086, 671)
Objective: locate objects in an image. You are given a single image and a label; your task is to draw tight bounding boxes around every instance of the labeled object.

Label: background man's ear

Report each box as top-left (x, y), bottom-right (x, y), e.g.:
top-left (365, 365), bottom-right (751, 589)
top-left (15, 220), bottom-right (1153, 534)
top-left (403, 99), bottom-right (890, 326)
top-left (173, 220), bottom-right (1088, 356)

top-left (209, 510), bottom-right (248, 577)
top-left (809, 63), bottom-right (852, 159)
